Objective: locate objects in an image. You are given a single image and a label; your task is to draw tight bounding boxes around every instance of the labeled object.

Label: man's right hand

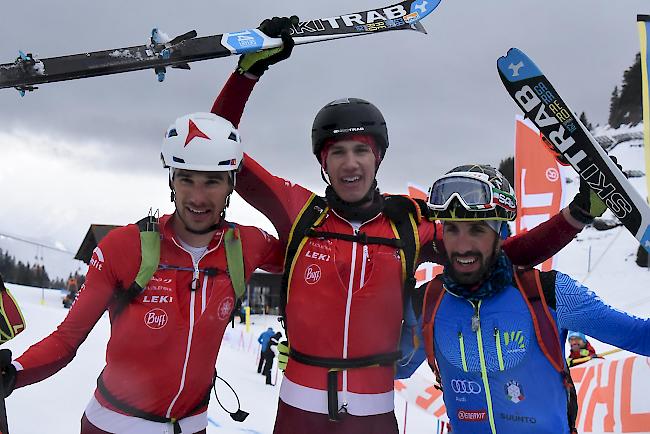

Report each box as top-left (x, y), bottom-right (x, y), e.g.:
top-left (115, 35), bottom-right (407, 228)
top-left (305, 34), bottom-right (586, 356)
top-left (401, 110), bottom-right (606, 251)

top-left (237, 16), bottom-right (299, 78)
top-left (277, 340), bottom-right (290, 371)
top-left (0, 349), bottom-right (16, 397)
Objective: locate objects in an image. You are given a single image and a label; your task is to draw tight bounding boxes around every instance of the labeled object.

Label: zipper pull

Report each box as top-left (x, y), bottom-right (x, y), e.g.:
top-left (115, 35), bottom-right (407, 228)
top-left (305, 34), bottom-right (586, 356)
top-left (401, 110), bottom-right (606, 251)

top-left (471, 302), bottom-right (480, 332)
top-left (191, 266), bottom-right (199, 291)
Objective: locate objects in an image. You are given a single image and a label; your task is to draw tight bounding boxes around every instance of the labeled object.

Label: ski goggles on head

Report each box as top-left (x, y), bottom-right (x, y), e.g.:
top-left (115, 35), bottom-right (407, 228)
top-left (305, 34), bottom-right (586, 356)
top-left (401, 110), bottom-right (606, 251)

top-left (427, 174), bottom-right (517, 221)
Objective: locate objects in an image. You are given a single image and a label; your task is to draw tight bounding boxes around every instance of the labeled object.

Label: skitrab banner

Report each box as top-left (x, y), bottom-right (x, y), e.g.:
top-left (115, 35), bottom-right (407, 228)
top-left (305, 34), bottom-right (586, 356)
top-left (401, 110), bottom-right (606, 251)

top-left (514, 116), bottom-right (566, 271)
top-left (395, 354), bottom-right (650, 433)
top-left (638, 15), bottom-right (650, 203)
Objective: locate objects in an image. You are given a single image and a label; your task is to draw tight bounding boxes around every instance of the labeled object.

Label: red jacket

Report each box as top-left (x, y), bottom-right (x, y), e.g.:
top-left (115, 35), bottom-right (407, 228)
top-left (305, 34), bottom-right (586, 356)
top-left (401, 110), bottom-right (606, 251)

top-left (15, 214), bottom-right (281, 421)
top-left (212, 73), bottom-right (581, 416)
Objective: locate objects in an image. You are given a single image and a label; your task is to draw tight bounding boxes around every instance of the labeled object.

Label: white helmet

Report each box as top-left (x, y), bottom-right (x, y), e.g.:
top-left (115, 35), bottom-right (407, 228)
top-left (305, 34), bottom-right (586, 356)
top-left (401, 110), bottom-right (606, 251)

top-left (161, 112), bottom-right (243, 172)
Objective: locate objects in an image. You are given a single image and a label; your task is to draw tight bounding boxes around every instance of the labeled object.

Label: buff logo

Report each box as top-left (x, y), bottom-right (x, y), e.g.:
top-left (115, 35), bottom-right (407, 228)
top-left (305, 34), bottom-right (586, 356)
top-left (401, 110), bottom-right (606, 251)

top-left (144, 308), bottom-right (168, 330)
top-left (457, 409), bottom-right (487, 422)
top-left (290, 5), bottom-right (407, 34)
top-left (513, 83), bottom-right (633, 219)
top-left (304, 264), bottom-right (322, 284)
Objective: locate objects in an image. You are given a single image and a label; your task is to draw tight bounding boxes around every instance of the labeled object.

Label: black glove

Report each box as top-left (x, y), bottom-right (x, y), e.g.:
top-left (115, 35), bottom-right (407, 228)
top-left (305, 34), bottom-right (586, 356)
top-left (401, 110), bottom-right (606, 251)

top-left (237, 16), bottom-right (298, 78)
top-left (0, 349), bottom-right (16, 397)
top-left (569, 155), bottom-right (624, 224)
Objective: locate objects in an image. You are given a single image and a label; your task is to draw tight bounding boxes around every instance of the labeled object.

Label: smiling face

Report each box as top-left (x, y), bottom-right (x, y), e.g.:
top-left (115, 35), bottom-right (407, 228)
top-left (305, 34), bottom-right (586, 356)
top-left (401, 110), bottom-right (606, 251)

top-left (171, 169), bottom-right (232, 245)
top-left (325, 139), bottom-right (377, 204)
top-left (442, 220), bottom-right (501, 285)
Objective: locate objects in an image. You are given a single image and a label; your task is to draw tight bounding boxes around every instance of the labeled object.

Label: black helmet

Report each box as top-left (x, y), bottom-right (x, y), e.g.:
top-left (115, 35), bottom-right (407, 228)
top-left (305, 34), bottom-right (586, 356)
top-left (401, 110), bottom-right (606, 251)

top-left (311, 98), bottom-right (389, 163)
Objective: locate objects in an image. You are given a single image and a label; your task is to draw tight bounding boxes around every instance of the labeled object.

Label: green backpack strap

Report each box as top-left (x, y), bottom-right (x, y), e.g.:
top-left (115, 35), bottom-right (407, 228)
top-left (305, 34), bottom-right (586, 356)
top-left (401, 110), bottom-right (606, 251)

top-left (134, 214), bottom-right (161, 290)
top-left (224, 224), bottom-right (246, 300)
top-left (116, 212), bottom-right (160, 313)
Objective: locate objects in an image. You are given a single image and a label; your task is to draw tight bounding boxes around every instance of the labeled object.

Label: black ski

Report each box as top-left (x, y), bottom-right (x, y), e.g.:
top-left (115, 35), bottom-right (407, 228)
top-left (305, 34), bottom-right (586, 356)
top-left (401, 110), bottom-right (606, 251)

top-left (0, 0), bottom-right (441, 93)
top-left (498, 47), bottom-right (650, 253)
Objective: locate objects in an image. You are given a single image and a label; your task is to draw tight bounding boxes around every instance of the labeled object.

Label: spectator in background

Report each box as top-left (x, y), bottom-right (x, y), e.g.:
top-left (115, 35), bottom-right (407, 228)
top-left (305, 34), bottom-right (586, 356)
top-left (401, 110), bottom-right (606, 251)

top-left (263, 331), bottom-right (283, 385)
top-left (567, 331), bottom-right (598, 366)
top-left (257, 327), bottom-right (275, 374)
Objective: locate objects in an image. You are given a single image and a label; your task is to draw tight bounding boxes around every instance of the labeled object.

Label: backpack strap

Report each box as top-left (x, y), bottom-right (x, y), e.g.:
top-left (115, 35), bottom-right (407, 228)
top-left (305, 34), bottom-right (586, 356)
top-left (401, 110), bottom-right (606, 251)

top-left (0, 274), bottom-right (26, 344)
top-left (115, 213), bottom-right (161, 314)
top-left (513, 267), bottom-right (564, 373)
top-left (383, 195), bottom-right (423, 297)
top-left (421, 276), bottom-right (446, 390)
top-left (280, 194), bottom-right (328, 331)
top-left (224, 224), bottom-right (245, 300)
top-left (514, 267), bottom-right (578, 434)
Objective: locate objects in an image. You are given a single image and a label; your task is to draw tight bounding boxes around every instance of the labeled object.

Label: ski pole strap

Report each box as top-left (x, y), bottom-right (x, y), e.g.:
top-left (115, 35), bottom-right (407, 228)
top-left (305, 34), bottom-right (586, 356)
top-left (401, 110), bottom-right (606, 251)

top-left (96, 371), bottom-right (211, 433)
top-left (289, 348), bottom-right (402, 421)
top-left (305, 229), bottom-right (404, 249)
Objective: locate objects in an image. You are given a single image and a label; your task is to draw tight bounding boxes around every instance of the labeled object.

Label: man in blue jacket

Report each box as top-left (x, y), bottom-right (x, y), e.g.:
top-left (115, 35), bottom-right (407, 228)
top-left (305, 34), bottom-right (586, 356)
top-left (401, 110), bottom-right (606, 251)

top-left (257, 327), bottom-right (275, 374)
top-left (403, 164), bottom-right (650, 434)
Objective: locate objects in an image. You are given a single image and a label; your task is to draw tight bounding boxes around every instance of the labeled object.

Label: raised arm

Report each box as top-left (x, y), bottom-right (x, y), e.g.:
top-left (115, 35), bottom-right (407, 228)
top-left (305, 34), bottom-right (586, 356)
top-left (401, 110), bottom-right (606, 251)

top-left (553, 271), bottom-right (650, 356)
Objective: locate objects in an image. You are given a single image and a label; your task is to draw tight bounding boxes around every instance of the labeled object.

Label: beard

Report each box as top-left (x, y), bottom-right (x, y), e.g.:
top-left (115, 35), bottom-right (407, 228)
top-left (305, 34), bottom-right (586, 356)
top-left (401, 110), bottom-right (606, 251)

top-left (446, 251), bottom-right (494, 285)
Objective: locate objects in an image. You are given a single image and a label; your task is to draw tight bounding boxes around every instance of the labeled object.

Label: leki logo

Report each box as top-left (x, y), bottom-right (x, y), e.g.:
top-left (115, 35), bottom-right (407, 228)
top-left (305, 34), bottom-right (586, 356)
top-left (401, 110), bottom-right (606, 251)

top-left (144, 308), bottom-right (168, 330)
top-left (304, 264), bottom-right (322, 284)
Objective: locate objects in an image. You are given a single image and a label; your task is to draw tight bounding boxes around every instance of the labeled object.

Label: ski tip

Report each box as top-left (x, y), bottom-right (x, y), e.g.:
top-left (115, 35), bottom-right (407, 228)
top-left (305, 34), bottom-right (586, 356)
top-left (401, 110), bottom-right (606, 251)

top-left (642, 226), bottom-right (650, 254)
top-left (407, 0), bottom-right (443, 22)
top-left (496, 47), bottom-right (541, 82)
top-left (412, 21), bottom-right (428, 35)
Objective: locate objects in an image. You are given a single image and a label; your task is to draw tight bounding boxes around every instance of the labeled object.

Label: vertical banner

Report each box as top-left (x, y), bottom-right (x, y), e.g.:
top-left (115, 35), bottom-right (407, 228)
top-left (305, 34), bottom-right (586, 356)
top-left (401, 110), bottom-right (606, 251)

top-left (638, 15), bottom-right (650, 203)
top-left (514, 117), bottom-right (565, 271)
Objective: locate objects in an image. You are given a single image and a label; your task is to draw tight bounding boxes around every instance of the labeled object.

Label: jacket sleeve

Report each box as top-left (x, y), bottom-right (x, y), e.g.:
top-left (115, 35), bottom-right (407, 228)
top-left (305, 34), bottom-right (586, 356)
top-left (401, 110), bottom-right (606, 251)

top-left (211, 72), bottom-right (257, 128)
top-left (419, 211), bottom-right (580, 266)
top-left (211, 74), bottom-right (314, 243)
top-left (13, 229), bottom-right (134, 388)
top-left (501, 211), bottom-right (579, 266)
top-left (554, 271), bottom-right (650, 356)
top-left (395, 286), bottom-right (427, 379)
top-left (242, 226), bottom-right (284, 274)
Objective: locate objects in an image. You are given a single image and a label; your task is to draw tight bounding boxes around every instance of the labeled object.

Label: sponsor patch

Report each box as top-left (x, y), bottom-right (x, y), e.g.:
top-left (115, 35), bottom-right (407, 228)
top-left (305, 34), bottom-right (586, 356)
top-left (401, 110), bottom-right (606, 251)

top-left (304, 264), bottom-right (322, 284)
top-left (505, 380), bottom-right (525, 404)
top-left (144, 308), bottom-right (168, 330)
top-left (218, 297), bottom-right (235, 320)
top-left (457, 409), bottom-right (487, 422)
top-left (451, 379), bottom-right (482, 394)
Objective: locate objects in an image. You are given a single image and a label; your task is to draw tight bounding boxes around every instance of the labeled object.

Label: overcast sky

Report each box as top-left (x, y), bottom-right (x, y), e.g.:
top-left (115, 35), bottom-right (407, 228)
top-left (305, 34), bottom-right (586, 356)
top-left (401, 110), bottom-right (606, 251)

top-left (1, 0), bottom-right (647, 276)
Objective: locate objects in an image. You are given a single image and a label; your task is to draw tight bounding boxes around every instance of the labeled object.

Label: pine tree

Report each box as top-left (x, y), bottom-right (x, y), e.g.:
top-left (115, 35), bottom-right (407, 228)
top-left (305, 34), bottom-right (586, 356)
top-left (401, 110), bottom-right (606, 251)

top-left (609, 53), bottom-right (642, 128)
top-left (608, 86), bottom-right (620, 127)
top-left (498, 156), bottom-right (515, 189)
top-left (578, 112), bottom-right (593, 131)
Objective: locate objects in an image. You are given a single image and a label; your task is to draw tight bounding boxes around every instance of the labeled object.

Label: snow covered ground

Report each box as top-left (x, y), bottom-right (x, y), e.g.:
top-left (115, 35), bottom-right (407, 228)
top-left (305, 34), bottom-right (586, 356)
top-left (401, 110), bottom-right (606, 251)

top-left (1, 129), bottom-right (648, 433)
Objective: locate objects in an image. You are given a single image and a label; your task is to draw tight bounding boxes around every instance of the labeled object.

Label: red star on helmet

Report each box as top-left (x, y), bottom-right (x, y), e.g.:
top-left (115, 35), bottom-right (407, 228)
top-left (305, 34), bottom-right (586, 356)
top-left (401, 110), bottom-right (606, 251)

top-left (185, 119), bottom-right (210, 147)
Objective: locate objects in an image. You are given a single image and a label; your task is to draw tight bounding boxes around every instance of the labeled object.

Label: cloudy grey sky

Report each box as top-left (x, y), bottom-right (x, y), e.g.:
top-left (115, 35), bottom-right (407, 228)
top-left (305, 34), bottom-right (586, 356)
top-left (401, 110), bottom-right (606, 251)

top-left (0, 0), bottom-right (647, 275)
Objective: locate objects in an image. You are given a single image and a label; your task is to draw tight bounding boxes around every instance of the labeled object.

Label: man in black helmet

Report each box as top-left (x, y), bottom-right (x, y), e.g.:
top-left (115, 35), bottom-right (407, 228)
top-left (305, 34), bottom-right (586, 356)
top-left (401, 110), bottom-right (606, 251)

top-left (208, 17), bottom-right (597, 434)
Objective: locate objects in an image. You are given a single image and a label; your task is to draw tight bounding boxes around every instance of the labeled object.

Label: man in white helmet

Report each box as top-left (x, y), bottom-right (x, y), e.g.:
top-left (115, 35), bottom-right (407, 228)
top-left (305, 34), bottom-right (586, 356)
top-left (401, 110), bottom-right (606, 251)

top-left (0, 113), bottom-right (282, 434)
